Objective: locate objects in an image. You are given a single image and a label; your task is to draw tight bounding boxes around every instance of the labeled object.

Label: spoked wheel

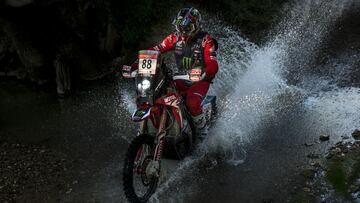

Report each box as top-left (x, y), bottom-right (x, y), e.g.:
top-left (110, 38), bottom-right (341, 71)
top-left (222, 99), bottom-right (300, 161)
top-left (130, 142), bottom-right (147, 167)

top-left (123, 134), bottom-right (159, 203)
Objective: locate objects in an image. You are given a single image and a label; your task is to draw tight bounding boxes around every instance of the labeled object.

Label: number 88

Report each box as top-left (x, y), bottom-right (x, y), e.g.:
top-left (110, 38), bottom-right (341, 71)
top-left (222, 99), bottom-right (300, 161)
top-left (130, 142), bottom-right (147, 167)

top-left (142, 59), bottom-right (152, 69)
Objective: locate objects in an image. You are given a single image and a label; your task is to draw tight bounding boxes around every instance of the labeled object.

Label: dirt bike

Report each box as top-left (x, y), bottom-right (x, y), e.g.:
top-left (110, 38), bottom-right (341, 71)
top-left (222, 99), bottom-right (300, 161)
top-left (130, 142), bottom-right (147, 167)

top-left (121, 50), bottom-right (216, 202)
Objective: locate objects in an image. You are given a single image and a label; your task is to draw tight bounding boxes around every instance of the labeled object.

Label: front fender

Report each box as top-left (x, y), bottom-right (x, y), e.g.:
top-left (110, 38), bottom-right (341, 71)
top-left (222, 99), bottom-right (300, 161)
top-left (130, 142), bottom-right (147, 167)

top-left (132, 108), bottom-right (151, 122)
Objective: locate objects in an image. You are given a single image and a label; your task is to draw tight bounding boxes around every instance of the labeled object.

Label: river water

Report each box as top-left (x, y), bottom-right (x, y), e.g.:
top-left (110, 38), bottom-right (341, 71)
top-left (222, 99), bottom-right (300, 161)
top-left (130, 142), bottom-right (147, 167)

top-left (1, 0), bottom-right (360, 202)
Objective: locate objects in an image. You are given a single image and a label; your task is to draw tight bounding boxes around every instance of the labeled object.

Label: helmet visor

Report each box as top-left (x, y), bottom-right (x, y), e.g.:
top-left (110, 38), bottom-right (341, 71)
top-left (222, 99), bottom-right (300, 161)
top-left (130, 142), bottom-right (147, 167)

top-left (178, 23), bottom-right (195, 35)
top-left (175, 23), bottom-right (195, 35)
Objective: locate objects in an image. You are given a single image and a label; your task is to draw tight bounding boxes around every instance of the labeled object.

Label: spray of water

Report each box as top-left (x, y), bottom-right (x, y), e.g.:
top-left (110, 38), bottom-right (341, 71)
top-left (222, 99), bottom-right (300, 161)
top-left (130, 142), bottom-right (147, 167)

top-left (199, 0), bottom-right (354, 165)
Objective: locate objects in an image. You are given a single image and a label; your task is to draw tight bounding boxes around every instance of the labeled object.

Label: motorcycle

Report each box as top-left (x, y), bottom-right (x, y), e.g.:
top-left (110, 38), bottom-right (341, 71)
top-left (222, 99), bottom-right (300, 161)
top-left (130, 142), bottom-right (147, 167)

top-left (122, 50), bottom-right (216, 202)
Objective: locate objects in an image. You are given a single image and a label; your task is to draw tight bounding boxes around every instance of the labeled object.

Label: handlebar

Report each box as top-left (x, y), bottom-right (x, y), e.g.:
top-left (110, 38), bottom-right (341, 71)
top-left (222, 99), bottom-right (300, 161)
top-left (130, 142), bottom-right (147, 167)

top-left (172, 74), bottom-right (192, 82)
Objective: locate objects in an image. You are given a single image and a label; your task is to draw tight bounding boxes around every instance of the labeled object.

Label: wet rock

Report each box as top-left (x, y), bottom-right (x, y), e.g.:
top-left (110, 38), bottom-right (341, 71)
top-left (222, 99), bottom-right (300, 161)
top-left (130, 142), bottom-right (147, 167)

top-left (352, 129), bottom-right (360, 139)
top-left (342, 148), bottom-right (349, 154)
top-left (333, 147), bottom-right (342, 154)
top-left (326, 152), bottom-right (334, 159)
top-left (304, 142), bottom-right (315, 147)
top-left (335, 141), bottom-right (344, 147)
top-left (319, 134), bottom-right (330, 141)
top-left (310, 162), bottom-right (321, 168)
top-left (65, 188), bottom-right (72, 194)
top-left (307, 153), bottom-right (320, 159)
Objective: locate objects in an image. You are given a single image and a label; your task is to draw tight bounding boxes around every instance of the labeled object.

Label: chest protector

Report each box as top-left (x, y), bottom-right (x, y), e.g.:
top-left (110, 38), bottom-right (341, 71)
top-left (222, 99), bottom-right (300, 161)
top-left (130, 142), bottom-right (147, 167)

top-left (174, 31), bottom-right (208, 72)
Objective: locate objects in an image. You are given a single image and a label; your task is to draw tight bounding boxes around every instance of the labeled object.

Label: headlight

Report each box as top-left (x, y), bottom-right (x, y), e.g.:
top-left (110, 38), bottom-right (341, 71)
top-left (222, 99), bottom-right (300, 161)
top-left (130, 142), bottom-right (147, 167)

top-left (137, 79), bottom-right (151, 92)
top-left (142, 79), bottom-right (151, 90)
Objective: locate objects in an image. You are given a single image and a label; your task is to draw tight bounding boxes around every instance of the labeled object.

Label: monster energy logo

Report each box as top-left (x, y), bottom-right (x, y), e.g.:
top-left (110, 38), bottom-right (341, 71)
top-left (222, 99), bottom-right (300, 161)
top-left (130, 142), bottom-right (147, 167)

top-left (182, 57), bottom-right (192, 69)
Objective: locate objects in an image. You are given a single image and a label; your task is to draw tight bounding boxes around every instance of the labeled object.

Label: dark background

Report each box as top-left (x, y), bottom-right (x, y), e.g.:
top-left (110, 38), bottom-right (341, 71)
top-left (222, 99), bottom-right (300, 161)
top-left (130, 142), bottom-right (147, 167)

top-left (0, 0), bottom-right (286, 94)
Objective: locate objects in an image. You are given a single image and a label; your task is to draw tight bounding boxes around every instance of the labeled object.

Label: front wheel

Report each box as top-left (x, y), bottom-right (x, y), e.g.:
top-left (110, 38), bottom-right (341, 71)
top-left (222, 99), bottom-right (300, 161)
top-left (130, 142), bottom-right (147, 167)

top-left (123, 134), bottom-right (158, 203)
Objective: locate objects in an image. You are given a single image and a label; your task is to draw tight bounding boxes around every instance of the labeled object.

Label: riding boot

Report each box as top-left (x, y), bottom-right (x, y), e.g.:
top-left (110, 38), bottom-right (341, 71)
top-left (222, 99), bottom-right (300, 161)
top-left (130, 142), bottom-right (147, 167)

top-left (192, 113), bottom-right (208, 139)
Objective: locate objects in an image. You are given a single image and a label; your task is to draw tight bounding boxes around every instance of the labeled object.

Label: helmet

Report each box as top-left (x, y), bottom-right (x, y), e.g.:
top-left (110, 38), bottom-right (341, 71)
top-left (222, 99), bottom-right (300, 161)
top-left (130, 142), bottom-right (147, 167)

top-left (172, 7), bottom-right (202, 37)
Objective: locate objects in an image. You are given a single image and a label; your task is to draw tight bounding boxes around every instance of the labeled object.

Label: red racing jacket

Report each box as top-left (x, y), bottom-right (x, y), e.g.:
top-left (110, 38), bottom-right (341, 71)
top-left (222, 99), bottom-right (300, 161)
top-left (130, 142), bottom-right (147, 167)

top-left (149, 31), bottom-right (219, 81)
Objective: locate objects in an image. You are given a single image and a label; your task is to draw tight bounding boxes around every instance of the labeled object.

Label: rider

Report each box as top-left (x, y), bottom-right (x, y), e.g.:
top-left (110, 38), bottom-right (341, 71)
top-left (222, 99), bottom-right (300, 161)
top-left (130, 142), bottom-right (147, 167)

top-left (134, 7), bottom-right (219, 136)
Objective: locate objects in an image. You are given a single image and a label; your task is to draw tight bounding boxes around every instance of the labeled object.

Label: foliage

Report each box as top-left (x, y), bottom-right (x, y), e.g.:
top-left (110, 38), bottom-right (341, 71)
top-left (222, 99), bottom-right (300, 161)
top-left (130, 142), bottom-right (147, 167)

top-left (195, 0), bottom-right (287, 40)
top-left (0, 0), bottom-right (286, 87)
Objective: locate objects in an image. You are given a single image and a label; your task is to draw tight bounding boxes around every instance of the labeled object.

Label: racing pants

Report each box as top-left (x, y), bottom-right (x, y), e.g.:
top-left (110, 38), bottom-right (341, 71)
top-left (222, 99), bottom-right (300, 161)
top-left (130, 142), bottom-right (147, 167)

top-left (175, 80), bottom-right (210, 116)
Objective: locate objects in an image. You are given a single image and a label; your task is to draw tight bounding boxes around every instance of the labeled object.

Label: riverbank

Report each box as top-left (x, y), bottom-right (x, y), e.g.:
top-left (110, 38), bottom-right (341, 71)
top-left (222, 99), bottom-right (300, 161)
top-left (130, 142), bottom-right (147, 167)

top-left (289, 130), bottom-right (360, 202)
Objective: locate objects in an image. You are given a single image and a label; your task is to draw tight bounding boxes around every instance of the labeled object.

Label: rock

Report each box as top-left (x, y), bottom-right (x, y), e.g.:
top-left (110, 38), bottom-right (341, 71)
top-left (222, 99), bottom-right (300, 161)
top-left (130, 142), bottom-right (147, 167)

top-left (310, 162), bottom-right (320, 168)
top-left (65, 188), bottom-right (72, 194)
top-left (334, 147), bottom-right (342, 154)
top-left (325, 152), bottom-right (333, 159)
top-left (352, 129), bottom-right (360, 139)
top-left (335, 141), bottom-right (344, 147)
top-left (319, 134), bottom-right (330, 141)
top-left (351, 144), bottom-right (358, 150)
top-left (304, 142), bottom-right (315, 147)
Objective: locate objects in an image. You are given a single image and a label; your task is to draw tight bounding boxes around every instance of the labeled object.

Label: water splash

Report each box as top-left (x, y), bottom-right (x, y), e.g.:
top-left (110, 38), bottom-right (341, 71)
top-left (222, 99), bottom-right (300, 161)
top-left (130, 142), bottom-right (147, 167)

top-left (118, 81), bottom-right (136, 114)
top-left (206, 18), bottom-right (259, 97)
top-left (203, 42), bottom-right (289, 164)
top-left (273, 0), bottom-right (352, 84)
top-left (199, 0), bottom-right (354, 164)
top-left (304, 87), bottom-right (360, 139)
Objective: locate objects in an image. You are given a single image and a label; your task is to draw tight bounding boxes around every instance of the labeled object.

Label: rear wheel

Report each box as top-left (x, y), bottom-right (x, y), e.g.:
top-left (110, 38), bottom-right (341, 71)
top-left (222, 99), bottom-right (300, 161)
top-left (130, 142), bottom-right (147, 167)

top-left (123, 134), bottom-right (158, 203)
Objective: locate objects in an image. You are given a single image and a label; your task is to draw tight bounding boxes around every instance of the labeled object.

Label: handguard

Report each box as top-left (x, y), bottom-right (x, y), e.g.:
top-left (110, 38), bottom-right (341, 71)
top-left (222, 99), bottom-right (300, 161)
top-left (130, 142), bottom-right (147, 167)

top-left (122, 65), bottom-right (138, 78)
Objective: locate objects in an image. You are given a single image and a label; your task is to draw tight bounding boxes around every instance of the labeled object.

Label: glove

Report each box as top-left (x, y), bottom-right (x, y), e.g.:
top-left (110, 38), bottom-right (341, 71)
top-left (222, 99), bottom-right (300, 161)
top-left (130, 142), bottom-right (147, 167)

top-left (200, 71), bottom-right (214, 82)
top-left (201, 72), bottom-right (206, 80)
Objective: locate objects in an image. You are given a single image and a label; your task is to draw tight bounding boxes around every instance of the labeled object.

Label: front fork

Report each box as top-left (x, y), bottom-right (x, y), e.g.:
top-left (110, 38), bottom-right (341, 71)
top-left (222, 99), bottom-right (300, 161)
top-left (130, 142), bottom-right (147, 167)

top-left (136, 108), bottom-right (167, 177)
top-left (138, 119), bottom-right (148, 135)
top-left (153, 108), bottom-right (167, 161)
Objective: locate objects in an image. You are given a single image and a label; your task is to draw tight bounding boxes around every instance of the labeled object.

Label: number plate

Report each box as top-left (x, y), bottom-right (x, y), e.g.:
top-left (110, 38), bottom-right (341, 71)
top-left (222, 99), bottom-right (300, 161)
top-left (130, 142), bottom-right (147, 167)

top-left (138, 50), bottom-right (159, 75)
